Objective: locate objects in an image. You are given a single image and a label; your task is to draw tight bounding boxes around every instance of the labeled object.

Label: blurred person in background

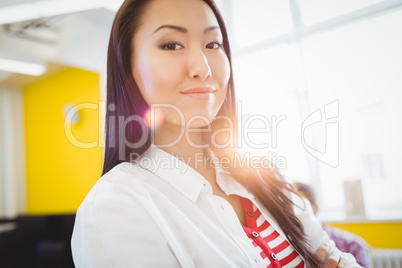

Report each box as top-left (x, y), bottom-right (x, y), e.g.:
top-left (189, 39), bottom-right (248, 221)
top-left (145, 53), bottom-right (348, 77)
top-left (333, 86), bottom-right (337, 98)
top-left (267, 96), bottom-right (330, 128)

top-left (294, 182), bottom-right (372, 268)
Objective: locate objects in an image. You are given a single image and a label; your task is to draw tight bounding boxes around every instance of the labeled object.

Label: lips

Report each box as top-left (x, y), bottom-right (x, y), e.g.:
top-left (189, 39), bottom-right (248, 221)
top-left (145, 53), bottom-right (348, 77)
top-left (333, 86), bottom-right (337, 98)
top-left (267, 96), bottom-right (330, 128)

top-left (181, 87), bottom-right (216, 94)
top-left (181, 87), bottom-right (216, 100)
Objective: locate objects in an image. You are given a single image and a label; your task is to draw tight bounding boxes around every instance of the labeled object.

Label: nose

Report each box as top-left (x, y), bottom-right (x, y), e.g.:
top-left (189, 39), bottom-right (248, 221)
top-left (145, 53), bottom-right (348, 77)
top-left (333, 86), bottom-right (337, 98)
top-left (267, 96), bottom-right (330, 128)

top-left (188, 49), bottom-right (212, 81)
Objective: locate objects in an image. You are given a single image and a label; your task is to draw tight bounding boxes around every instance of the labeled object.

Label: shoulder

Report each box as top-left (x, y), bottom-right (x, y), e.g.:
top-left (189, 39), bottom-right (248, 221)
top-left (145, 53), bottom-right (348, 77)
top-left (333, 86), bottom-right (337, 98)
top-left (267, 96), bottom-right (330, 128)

top-left (75, 161), bottom-right (158, 231)
top-left (76, 161), bottom-right (155, 220)
top-left (72, 162), bottom-right (178, 267)
top-left (100, 161), bottom-right (152, 185)
top-left (82, 162), bottom-right (152, 204)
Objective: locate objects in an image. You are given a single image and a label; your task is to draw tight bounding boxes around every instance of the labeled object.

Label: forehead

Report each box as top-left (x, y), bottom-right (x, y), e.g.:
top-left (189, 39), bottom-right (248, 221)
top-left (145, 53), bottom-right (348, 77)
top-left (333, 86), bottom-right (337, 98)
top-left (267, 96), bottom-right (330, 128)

top-left (142, 0), bottom-right (219, 30)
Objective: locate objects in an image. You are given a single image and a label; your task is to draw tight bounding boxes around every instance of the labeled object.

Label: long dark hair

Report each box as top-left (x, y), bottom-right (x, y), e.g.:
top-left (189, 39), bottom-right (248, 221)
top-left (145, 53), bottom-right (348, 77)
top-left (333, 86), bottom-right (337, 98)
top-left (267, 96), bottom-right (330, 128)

top-left (103, 0), bottom-right (322, 266)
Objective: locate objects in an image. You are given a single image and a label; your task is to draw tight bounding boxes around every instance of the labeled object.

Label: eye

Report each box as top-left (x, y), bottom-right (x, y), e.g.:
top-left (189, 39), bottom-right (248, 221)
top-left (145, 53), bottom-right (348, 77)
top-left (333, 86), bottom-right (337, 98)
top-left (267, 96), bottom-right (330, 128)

top-left (161, 42), bottom-right (184, 50)
top-left (206, 42), bottom-right (222, 49)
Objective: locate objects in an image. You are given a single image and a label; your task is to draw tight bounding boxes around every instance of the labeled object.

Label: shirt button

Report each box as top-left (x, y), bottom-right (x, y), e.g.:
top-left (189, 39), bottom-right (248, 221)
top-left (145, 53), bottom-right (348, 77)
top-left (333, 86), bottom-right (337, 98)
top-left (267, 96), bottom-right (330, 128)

top-left (271, 253), bottom-right (277, 260)
top-left (251, 231), bottom-right (259, 238)
top-left (247, 211), bottom-right (254, 217)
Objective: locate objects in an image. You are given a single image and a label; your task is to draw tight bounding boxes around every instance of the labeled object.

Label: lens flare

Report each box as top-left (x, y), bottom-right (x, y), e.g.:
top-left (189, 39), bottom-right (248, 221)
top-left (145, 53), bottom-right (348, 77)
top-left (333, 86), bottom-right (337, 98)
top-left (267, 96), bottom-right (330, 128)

top-left (144, 107), bottom-right (164, 128)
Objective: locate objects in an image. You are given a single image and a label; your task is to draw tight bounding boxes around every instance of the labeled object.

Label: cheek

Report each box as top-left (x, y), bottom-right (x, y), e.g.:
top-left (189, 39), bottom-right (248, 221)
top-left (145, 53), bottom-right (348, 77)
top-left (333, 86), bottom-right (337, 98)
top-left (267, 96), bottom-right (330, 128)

top-left (136, 55), bottom-right (160, 100)
top-left (214, 54), bottom-right (231, 89)
top-left (135, 52), bottom-right (176, 104)
top-left (212, 54), bottom-right (231, 100)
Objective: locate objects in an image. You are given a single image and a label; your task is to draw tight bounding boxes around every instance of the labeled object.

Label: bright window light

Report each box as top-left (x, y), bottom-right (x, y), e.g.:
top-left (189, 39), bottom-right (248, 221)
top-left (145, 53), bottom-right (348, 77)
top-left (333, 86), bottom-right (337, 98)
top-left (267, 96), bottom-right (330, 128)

top-left (231, 0), bottom-right (293, 47)
top-left (0, 58), bottom-right (46, 76)
top-left (302, 9), bottom-right (402, 220)
top-left (231, 0), bottom-right (402, 221)
top-left (299, 0), bottom-right (385, 25)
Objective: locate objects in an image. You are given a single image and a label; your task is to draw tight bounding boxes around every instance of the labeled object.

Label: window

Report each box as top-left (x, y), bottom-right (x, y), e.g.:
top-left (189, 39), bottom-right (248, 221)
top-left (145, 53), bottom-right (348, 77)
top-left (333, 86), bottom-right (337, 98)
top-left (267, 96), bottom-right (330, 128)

top-left (302, 10), bottom-right (402, 220)
top-left (233, 44), bottom-right (311, 180)
top-left (231, 0), bottom-right (292, 47)
top-left (226, 0), bottom-right (402, 221)
top-left (299, 0), bottom-right (385, 25)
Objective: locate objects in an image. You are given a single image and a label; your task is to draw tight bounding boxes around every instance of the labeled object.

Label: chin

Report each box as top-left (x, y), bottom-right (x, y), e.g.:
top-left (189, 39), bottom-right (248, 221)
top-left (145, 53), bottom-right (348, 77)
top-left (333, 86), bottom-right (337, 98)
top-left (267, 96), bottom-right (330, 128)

top-left (184, 114), bottom-right (215, 129)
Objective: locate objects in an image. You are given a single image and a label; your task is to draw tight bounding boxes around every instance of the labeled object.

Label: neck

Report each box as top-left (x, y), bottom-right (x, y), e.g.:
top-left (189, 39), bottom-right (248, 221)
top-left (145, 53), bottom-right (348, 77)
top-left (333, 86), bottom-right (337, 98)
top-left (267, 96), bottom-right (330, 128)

top-left (153, 122), bottom-right (211, 170)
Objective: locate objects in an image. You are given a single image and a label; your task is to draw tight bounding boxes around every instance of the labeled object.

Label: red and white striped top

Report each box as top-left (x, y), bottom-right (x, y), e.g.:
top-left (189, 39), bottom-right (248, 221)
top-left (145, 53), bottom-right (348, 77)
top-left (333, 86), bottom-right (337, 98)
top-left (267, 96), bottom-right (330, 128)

top-left (242, 198), bottom-right (305, 268)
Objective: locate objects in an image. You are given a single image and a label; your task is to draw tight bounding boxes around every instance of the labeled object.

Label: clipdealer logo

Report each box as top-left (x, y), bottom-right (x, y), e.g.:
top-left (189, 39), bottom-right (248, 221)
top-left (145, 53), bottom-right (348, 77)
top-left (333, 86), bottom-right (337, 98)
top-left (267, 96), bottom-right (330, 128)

top-left (301, 100), bottom-right (339, 167)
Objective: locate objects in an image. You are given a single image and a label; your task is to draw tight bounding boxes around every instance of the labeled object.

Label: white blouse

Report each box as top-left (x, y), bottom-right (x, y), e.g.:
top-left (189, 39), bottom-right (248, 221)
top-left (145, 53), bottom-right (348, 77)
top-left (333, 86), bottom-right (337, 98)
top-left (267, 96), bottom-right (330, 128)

top-left (71, 145), bottom-right (361, 268)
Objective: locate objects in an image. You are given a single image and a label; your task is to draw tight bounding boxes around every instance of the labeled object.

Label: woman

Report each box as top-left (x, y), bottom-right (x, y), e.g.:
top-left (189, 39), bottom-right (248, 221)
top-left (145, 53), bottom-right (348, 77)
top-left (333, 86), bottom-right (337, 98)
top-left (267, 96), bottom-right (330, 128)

top-left (71, 0), bottom-right (361, 267)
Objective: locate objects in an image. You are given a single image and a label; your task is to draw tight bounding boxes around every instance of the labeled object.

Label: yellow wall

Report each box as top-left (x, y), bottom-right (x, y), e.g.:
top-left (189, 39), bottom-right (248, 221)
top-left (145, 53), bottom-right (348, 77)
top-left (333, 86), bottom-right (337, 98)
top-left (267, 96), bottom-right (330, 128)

top-left (329, 221), bottom-right (402, 249)
top-left (24, 67), bottom-right (102, 214)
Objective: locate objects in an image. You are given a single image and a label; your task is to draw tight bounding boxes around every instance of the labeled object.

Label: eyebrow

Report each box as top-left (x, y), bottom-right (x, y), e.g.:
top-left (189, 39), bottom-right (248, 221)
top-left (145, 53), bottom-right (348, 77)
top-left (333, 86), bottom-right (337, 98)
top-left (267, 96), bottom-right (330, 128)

top-left (152, 25), bottom-right (220, 35)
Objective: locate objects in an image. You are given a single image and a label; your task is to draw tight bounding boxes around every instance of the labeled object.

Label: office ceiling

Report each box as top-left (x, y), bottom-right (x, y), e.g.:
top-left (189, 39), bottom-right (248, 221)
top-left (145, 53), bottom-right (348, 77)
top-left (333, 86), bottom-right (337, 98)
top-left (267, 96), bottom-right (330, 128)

top-left (0, 0), bottom-right (122, 86)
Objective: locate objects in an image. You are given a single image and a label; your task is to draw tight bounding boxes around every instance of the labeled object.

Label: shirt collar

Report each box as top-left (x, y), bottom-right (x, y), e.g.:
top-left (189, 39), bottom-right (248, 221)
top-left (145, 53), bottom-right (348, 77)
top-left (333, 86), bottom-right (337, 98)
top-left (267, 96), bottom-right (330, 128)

top-left (137, 145), bottom-right (253, 202)
top-left (210, 154), bottom-right (254, 200)
top-left (138, 144), bottom-right (206, 202)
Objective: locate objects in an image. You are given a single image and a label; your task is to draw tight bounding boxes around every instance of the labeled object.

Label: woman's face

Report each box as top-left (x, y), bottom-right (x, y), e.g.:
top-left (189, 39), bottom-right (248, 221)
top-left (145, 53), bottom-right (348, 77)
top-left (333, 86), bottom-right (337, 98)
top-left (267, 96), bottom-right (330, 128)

top-left (132, 0), bottom-right (230, 128)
